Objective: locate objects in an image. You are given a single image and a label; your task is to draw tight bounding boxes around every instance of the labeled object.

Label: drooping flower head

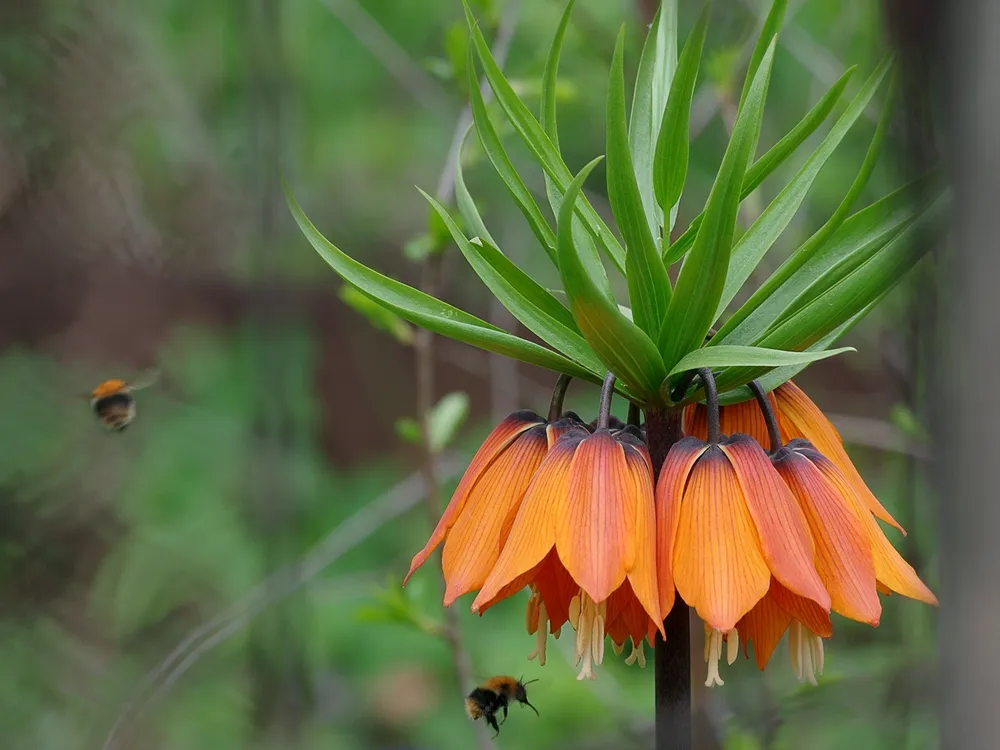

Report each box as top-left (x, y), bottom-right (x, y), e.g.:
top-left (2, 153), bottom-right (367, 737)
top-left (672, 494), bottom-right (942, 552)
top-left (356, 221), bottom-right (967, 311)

top-left (473, 374), bottom-right (662, 679)
top-left (656, 369), bottom-right (830, 687)
top-left (737, 380), bottom-right (937, 684)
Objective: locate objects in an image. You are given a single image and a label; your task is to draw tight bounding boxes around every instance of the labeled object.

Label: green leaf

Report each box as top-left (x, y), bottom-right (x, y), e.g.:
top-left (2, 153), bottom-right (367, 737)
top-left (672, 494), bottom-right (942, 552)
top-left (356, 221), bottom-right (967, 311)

top-left (395, 417), bottom-right (423, 445)
top-left (716, 305), bottom-right (872, 404)
top-left (421, 190), bottom-right (606, 375)
top-left (428, 392), bottom-right (470, 453)
top-left (607, 27), bottom-right (672, 337)
top-left (463, 0), bottom-right (626, 275)
top-left (467, 55), bottom-right (558, 266)
top-left (453, 126), bottom-right (497, 246)
top-left (657, 38), bottom-right (776, 370)
top-left (558, 158), bottom-right (666, 401)
top-left (717, 171), bottom-right (938, 345)
top-left (714, 57), bottom-right (894, 320)
top-left (664, 67), bottom-right (854, 265)
top-left (653, 4), bottom-right (709, 217)
top-left (737, 0), bottom-right (786, 161)
top-left (540, 0), bottom-right (576, 151)
top-left (285, 180), bottom-right (596, 381)
top-left (339, 285), bottom-right (415, 345)
top-left (666, 344), bottom-right (854, 378)
top-left (630, 1), bottom-right (679, 237)
top-left (754, 190), bottom-right (948, 353)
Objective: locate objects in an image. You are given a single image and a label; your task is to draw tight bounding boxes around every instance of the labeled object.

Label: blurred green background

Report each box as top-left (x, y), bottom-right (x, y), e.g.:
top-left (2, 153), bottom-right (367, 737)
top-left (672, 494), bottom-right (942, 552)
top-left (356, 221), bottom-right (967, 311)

top-left (0, 0), bottom-right (937, 748)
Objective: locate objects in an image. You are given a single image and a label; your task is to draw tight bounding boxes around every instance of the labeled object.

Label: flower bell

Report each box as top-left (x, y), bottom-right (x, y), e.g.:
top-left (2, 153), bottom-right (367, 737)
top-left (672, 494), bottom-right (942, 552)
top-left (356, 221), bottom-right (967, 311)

top-left (655, 369), bottom-right (830, 687)
top-left (405, 376), bottom-right (581, 604)
top-left (472, 373), bottom-right (662, 680)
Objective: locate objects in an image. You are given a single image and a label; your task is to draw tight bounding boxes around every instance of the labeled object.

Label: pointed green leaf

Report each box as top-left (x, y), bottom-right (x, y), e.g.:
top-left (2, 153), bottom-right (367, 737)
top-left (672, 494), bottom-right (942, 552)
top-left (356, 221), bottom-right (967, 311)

top-left (653, 4), bottom-right (709, 217)
top-left (714, 57), bottom-right (894, 320)
top-left (657, 38), bottom-right (776, 370)
top-left (664, 67), bottom-right (854, 265)
top-left (666, 344), bottom-right (854, 378)
top-left (747, 190), bottom-right (948, 359)
top-left (454, 126), bottom-right (497, 247)
top-left (467, 56), bottom-right (558, 266)
top-left (607, 27), bottom-right (672, 337)
top-left (285, 181), bottom-right (595, 381)
top-left (540, 0), bottom-right (577, 151)
top-left (630, 2), bottom-right (679, 237)
top-left (558, 158), bottom-right (666, 400)
top-left (738, 0), bottom-right (786, 162)
top-left (716, 170), bottom-right (939, 345)
top-left (462, 0), bottom-right (626, 274)
top-left (421, 189), bottom-right (606, 375)
top-left (715, 305), bottom-right (874, 405)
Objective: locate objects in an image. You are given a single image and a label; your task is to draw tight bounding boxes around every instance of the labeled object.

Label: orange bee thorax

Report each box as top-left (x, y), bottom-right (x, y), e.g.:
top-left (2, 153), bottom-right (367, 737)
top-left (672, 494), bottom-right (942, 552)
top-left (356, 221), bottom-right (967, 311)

top-left (91, 379), bottom-right (129, 400)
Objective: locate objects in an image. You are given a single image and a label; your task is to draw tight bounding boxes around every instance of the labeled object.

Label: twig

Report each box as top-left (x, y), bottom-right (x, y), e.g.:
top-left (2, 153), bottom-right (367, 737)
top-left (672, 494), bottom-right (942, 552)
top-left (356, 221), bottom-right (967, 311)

top-left (414, 5), bottom-right (520, 750)
top-left (100, 456), bottom-right (465, 750)
top-left (319, 0), bottom-right (451, 111)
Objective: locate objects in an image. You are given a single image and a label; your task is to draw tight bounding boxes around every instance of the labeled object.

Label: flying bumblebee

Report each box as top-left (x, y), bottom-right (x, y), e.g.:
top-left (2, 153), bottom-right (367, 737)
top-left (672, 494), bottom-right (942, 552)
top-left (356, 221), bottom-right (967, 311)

top-left (464, 676), bottom-right (538, 738)
top-left (88, 370), bottom-right (159, 431)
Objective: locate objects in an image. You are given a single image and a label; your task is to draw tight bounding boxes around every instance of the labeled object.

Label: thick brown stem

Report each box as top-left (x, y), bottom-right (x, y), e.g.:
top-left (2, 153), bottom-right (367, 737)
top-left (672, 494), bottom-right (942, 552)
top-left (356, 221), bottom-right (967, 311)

top-left (645, 406), bottom-right (691, 750)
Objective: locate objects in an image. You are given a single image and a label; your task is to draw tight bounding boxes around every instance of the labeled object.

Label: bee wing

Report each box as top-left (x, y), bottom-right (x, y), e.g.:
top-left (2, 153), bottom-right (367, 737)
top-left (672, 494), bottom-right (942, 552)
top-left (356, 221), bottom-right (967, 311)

top-left (129, 368), bottom-right (161, 391)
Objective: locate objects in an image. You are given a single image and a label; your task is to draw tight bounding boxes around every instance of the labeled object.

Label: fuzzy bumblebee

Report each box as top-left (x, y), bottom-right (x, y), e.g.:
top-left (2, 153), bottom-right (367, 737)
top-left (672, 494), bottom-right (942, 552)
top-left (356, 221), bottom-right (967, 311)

top-left (89, 371), bottom-right (158, 431)
top-left (464, 676), bottom-right (538, 738)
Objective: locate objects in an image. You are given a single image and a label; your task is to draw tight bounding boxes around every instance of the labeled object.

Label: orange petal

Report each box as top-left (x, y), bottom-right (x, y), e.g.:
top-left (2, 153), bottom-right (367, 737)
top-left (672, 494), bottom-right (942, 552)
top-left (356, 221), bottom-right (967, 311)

top-left (606, 580), bottom-right (651, 646)
top-left (534, 551), bottom-right (577, 632)
top-left (672, 446), bottom-right (771, 632)
top-left (775, 382), bottom-right (906, 535)
top-left (405, 411), bottom-right (543, 583)
top-left (471, 430), bottom-right (584, 611)
top-left (654, 437), bottom-right (708, 619)
top-left (769, 579), bottom-right (832, 638)
top-left (773, 449), bottom-right (882, 625)
top-left (810, 453), bottom-right (938, 605)
top-left (442, 426), bottom-right (549, 604)
top-left (737, 590), bottom-right (792, 669)
top-left (620, 431), bottom-right (662, 631)
top-left (683, 395), bottom-right (780, 446)
top-left (721, 435), bottom-right (830, 611)
top-left (556, 430), bottom-right (636, 603)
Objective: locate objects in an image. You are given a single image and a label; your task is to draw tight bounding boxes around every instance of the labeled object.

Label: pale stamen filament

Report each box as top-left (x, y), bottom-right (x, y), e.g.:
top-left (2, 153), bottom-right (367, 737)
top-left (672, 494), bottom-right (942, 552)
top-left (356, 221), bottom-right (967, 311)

top-left (705, 628), bottom-right (725, 687)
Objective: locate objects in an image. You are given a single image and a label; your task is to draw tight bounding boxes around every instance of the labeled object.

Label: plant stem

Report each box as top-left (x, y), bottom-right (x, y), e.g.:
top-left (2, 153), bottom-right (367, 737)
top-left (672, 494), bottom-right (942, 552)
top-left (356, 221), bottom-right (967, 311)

top-left (548, 374), bottom-right (572, 422)
top-left (596, 372), bottom-right (616, 430)
top-left (644, 406), bottom-right (691, 750)
top-left (748, 380), bottom-right (784, 454)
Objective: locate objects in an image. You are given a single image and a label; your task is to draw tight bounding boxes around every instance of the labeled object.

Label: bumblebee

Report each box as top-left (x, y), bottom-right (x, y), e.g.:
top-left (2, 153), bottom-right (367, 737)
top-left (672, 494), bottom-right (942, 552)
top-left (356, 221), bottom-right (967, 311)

top-left (464, 676), bottom-right (538, 738)
top-left (89, 371), bottom-right (158, 431)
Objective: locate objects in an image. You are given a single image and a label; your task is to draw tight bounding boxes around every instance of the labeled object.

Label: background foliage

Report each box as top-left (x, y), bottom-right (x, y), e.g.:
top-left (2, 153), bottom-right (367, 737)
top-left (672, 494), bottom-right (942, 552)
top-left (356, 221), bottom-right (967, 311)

top-left (0, 0), bottom-right (937, 748)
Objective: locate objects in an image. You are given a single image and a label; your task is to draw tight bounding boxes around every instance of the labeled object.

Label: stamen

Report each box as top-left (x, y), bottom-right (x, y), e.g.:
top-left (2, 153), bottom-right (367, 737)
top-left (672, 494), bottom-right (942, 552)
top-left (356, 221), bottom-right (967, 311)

top-left (525, 587), bottom-right (541, 635)
top-left (703, 622), bottom-right (712, 662)
top-left (726, 628), bottom-right (739, 666)
top-left (625, 638), bottom-right (646, 668)
top-left (789, 620), bottom-right (803, 681)
top-left (571, 591), bottom-right (606, 680)
top-left (705, 629), bottom-right (725, 687)
top-left (788, 621), bottom-right (823, 684)
top-left (527, 600), bottom-right (549, 666)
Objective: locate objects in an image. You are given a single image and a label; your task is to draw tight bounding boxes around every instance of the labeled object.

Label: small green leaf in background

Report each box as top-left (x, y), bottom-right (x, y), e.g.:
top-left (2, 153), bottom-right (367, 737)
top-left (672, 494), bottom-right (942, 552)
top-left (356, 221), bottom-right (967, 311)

top-left (395, 417), bottom-right (423, 445)
top-left (557, 158), bottom-right (666, 401)
top-left (653, 4), bottom-right (709, 218)
top-left (658, 38), bottom-right (776, 371)
top-left (354, 575), bottom-right (443, 638)
top-left (607, 26), bottom-right (672, 338)
top-left (444, 20), bottom-right (470, 93)
top-left (338, 285), bottom-right (414, 345)
top-left (427, 391), bottom-right (470, 453)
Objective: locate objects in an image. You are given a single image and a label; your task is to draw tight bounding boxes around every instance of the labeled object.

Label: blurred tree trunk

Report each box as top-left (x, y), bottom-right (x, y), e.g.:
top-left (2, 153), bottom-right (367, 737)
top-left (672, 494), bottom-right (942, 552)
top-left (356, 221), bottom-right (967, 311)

top-left (933, 1), bottom-right (1000, 748)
